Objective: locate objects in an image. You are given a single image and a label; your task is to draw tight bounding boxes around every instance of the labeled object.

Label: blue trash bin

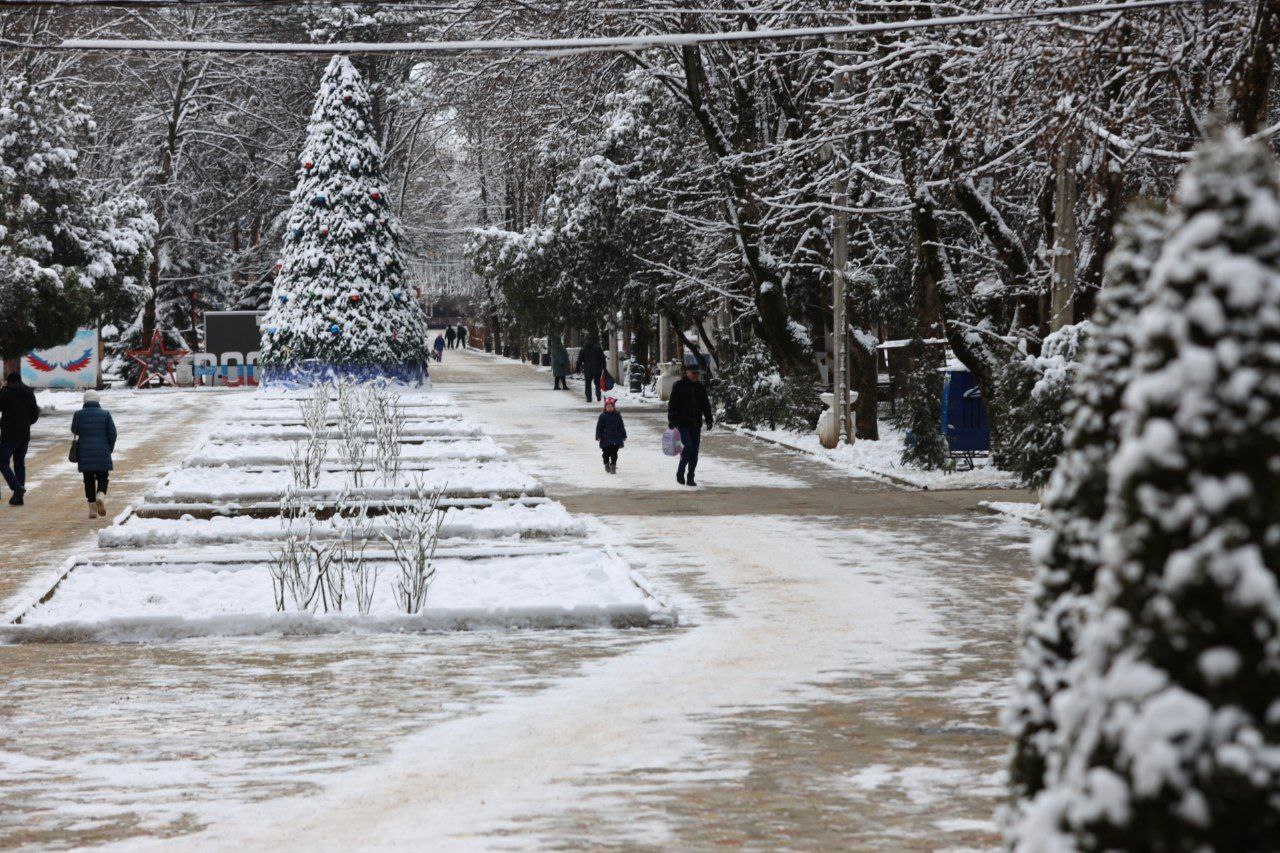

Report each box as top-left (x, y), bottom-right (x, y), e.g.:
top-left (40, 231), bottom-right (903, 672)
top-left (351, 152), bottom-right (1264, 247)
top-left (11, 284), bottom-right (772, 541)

top-left (941, 365), bottom-right (990, 453)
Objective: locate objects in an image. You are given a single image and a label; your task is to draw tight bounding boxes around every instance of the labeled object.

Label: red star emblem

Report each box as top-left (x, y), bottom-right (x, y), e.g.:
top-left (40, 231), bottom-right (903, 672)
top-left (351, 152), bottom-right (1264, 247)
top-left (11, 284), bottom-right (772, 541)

top-left (126, 330), bottom-right (190, 389)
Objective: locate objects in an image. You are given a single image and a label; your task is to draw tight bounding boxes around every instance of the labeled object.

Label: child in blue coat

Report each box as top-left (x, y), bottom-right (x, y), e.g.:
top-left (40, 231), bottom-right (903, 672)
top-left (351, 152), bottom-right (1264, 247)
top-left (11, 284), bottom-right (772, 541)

top-left (595, 396), bottom-right (626, 474)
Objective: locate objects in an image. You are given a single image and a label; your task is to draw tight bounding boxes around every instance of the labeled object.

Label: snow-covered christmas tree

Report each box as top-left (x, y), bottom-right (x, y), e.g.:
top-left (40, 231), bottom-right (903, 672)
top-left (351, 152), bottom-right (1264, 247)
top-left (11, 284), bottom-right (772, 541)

top-left (260, 55), bottom-right (429, 383)
top-left (1009, 129), bottom-right (1280, 849)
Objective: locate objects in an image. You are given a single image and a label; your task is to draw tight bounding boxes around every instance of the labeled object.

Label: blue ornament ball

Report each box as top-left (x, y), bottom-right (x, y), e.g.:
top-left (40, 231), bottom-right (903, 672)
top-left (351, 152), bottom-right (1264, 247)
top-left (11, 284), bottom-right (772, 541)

top-left (329, 324), bottom-right (341, 335)
top-left (278, 294), bottom-right (288, 303)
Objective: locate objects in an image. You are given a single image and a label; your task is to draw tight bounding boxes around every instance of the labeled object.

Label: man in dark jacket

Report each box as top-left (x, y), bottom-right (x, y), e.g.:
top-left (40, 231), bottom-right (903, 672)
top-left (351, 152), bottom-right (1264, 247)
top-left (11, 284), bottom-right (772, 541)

top-left (576, 338), bottom-right (605, 403)
top-left (445, 325), bottom-right (457, 349)
top-left (0, 372), bottom-right (40, 506)
top-left (667, 355), bottom-right (714, 487)
top-left (456, 323), bottom-right (468, 349)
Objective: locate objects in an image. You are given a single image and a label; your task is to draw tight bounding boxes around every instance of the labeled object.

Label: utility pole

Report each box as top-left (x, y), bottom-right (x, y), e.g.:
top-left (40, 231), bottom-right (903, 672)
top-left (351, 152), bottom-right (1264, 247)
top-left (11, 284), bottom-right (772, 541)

top-left (832, 165), bottom-right (851, 444)
top-left (830, 41), bottom-right (853, 444)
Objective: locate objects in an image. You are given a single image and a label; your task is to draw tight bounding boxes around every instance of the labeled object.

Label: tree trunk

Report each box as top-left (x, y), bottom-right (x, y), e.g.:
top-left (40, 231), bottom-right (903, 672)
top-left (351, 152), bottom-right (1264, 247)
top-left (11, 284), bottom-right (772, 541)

top-left (1051, 134), bottom-right (1079, 333)
top-left (1229, 0), bottom-right (1280, 134)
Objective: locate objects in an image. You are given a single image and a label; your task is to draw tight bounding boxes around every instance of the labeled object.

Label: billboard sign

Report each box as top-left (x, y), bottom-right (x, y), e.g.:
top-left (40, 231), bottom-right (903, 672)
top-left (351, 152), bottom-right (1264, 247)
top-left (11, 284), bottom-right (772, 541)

top-left (22, 327), bottom-right (99, 389)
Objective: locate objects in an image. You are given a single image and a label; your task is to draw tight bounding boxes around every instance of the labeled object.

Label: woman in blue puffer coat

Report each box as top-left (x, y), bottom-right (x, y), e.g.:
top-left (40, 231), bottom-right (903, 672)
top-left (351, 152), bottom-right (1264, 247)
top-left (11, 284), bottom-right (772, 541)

top-left (71, 390), bottom-right (116, 519)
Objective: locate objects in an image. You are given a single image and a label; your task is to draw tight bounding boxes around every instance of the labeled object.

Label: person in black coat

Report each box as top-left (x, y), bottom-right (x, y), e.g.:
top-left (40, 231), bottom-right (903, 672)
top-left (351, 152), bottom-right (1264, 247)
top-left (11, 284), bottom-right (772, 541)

top-left (667, 355), bottom-right (714, 487)
top-left (595, 395), bottom-right (627, 474)
top-left (445, 325), bottom-right (457, 349)
top-left (0, 372), bottom-right (40, 506)
top-left (576, 338), bottom-right (605, 403)
top-left (456, 323), bottom-right (468, 349)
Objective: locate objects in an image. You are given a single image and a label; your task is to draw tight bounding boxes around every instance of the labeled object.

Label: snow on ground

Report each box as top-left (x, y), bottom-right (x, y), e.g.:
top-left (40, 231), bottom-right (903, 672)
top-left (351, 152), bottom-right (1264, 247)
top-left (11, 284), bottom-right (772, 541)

top-left (742, 423), bottom-right (1020, 490)
top-left (978, 500), bottom-right (1044, 526)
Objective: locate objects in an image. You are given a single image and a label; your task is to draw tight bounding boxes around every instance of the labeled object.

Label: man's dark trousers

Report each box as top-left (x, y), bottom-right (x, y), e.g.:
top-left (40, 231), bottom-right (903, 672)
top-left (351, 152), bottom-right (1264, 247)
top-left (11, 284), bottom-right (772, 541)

top-left (677, 425), bottom-right (701, 477)
top-left (0, 441), bottom-right (27, 492)
top-left (584, 372), bottom-right (602, 402)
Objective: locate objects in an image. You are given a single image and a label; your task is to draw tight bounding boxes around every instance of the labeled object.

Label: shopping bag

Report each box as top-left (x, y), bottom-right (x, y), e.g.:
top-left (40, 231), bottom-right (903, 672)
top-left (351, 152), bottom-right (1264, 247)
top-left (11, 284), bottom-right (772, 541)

top-left (662, 428), bottom-right (683, 457)
top-left (599, 369), bottom-right (615, 392)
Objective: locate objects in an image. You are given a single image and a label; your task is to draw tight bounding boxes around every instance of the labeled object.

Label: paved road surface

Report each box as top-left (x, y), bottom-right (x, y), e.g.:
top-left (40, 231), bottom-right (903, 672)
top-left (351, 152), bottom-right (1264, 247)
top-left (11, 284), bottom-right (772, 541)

top-left (0, 351), bottom-right (1034, 850)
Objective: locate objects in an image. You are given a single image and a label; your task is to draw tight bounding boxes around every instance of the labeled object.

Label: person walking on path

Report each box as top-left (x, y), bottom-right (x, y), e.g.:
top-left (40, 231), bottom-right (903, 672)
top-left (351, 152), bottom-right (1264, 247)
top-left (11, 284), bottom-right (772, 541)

top-left (550, 337), bottom-right (571, 390)
top-left (433, 333), bottom-right (446, 362)
top-left (595, 395), bottom-right (627, 474)
top-left (668, 354), bottom-right (714, 487)
top-left (71, 389), bottom-right (116, 519)
top-left (0, 371), bottom-right (40, 506)
top-left (457, 323), bottom-right (468, 349)
top-left (445, 325), bottom-right (457, 349)
top-left (576, 337), bottom-right (605, 403)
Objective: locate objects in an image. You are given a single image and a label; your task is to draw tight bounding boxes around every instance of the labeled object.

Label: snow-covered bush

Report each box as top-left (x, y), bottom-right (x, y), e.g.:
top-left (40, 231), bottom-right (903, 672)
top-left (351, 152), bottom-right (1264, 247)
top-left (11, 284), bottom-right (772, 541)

top-left (712, 338), bottom-right (822, 431)
top-left (1008, 131), bottom-right (1280, 849)
top-left (992, 322), bottom-right (1091, 488)
top-left (382, 481), bottom-right (445, 614)
top-left (1004, 204), bottom-right (1167, 820)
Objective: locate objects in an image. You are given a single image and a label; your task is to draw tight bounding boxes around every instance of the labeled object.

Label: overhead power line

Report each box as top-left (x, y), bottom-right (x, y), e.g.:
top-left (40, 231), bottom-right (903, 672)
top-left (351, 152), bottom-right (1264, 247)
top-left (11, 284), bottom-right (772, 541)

top-left (15, 0), bottom-right (1209, 56)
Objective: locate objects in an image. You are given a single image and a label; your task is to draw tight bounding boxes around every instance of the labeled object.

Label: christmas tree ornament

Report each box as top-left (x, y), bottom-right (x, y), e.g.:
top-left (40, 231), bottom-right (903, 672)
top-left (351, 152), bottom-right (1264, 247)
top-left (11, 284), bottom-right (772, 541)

top-left (329, 324), bottom-right (341, 334)
top-left (349, 293), bottom-right (361, 303)
top-left (304, 160), bottom-right (314, 170)
top-left (370, 191), bottom-right (381, 201)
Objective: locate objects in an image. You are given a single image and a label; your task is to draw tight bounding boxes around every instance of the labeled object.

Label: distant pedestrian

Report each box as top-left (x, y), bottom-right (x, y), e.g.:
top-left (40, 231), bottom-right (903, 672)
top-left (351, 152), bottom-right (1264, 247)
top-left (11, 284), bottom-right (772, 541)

top-left (576, 337), bottom-right (605, 403)
top-left (667, 354), bottom-right (714, 487)
top-left (445, 325), bottom-right (457, 349)
top-left (457, 323), bottom-right (468, 349)
top-left (595, 395), bottom-right (627, 474)
top-left (71, 389), bottom-right (116, 519)
top-left (550, 337), bottom-right (570, 390)
top-left (433, 333), bottom-right (446, 362)
top-left (0, 371), bottom-right (40, 506)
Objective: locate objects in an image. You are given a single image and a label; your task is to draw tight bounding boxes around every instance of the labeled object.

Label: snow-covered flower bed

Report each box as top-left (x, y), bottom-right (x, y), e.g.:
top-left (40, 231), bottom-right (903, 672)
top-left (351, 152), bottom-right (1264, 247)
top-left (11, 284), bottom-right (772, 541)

top-left (184, 436), bottom-right (508, 468)
top-left (208, 420), bottom-right (480, 442)
top-left (147, 463), bottom-right (542, 502)
top-left (99, 501), bottom-right (585, 548)
top-left (8, 547), bottom-right (667, 639)
top-left (10, 382), bottom-right (673, 638)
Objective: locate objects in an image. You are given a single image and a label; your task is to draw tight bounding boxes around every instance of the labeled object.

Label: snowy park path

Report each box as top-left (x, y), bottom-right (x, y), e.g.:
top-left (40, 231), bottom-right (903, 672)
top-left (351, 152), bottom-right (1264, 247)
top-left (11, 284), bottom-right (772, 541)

top-left (157, 348), bottom-right (1038, 850)
top-left (0, 390), bottom-right (228, 605)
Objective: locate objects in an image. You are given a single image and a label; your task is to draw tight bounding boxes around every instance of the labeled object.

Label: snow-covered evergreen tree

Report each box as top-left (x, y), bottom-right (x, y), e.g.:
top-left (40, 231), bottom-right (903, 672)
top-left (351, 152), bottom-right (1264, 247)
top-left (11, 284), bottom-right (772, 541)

top-left (1004, 203), bottom-right (1167, 821)
top-left (0, 77), bottom-right (154, 360)
top-left (1011, 130), bottom-right (1280, 849)
top-left (992, 323), bottom-right (1092, 489)
top-left (260, 55), bottom-right (428, 374)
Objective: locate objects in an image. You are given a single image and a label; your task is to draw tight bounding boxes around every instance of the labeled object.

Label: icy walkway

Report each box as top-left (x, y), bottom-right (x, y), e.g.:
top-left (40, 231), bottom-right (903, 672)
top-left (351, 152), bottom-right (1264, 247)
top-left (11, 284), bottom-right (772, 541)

top-left (0, 349), bottom-right (1036, 848)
